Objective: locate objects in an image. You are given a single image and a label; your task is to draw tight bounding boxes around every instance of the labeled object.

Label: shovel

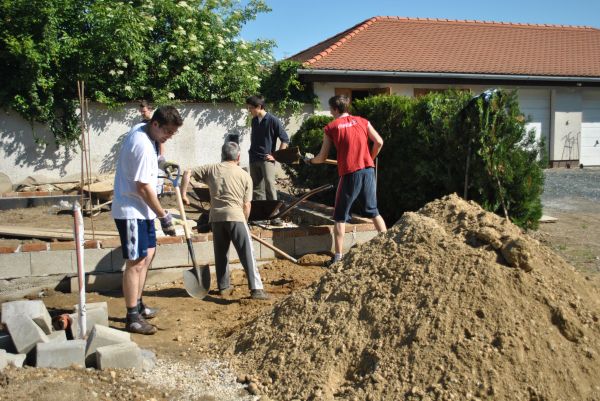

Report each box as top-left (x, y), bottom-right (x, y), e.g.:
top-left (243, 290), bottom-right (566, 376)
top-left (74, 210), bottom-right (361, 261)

top-left (273, 146), bottom-right (337, 166)
top-left (164, 163), bottom-right (211, 299)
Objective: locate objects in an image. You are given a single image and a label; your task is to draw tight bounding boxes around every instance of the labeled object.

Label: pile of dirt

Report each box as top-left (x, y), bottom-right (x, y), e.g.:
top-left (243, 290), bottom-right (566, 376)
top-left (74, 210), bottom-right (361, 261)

top-left (228, 194), bottom-right (600, 401)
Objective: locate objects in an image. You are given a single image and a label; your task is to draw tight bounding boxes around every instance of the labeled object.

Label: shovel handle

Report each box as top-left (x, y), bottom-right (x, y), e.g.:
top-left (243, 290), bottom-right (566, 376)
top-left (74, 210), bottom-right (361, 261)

top-left (250, 232), bottom-right (298, 264)
top-left (174, 186), bottom-right (200, 270)
top-left (324, 159), bottom-right (337, 165)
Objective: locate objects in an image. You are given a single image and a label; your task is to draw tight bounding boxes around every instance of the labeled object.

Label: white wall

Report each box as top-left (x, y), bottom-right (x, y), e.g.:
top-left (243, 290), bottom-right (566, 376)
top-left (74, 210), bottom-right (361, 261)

top-left (0, 103), bottom-right (312, 184)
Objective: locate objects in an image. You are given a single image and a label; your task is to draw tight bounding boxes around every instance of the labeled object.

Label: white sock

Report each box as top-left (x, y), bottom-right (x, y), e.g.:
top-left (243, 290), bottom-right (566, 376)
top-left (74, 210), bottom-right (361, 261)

top-left (334, 253), bottom-right (343, 261)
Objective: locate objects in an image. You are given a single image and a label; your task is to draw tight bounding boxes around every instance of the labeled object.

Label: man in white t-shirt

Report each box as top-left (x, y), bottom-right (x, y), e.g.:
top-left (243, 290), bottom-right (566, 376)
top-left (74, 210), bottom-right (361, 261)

top-left (112, 106), bottom-right (183, 335)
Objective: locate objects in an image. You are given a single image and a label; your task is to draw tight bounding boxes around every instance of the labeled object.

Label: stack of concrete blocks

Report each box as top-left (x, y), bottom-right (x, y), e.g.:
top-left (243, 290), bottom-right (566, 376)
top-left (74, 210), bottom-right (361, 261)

top-left (0, 300), bottom-right (143, 370)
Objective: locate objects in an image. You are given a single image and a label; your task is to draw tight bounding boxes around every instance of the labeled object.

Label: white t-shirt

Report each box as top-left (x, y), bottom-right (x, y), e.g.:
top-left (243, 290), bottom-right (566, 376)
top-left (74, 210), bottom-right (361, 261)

top-left (111, 124), bottom-right (159, 220)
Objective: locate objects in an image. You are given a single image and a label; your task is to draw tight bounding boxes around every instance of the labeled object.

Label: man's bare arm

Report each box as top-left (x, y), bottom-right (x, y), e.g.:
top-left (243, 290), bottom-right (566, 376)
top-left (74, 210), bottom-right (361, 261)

top-left (367, 123), bottom-right (384, 160)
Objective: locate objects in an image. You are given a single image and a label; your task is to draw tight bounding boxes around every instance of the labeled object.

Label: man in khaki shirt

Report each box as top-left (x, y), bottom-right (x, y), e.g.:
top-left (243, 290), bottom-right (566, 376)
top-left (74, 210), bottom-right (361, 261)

top-left (181, 142), bottom-right (268, 300)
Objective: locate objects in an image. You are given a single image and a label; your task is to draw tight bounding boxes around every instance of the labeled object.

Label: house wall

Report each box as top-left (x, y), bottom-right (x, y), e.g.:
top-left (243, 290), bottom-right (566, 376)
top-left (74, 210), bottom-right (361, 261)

top-left (0, 103), bottom-right (312, 184)
top-left (313, 82), bottom-right (600, 165)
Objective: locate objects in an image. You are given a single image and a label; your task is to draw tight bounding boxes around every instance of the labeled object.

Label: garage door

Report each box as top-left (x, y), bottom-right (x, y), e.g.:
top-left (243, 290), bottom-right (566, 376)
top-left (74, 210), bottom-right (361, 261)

top-left (581, 91), bottom-right (600, 167)
top-left (518, 89), bottom-right (550, 148)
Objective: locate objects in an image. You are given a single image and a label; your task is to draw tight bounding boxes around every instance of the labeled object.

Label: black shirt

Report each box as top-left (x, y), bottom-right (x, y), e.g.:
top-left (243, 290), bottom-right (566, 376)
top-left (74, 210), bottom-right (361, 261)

top-left (249, 113), bottom-right (289, 163)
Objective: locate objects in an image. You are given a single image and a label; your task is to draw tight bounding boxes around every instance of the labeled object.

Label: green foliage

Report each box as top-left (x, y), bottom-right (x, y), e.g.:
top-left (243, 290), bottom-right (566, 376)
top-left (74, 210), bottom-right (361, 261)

top-left (0, 0), bottom-right (273, 145)
top-left (285, 90), bottom-right (545, 229)
top-left (259, 60), bottom-right (318, 114)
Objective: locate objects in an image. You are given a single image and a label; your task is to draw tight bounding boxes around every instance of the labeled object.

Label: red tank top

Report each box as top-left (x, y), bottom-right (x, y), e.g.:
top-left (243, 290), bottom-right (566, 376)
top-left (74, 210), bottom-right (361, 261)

top-left (324, 115), bottom-right (374, 176)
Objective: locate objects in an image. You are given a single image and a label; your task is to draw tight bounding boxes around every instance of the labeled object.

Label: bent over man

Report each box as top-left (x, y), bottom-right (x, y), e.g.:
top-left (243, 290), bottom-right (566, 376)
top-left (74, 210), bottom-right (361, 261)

top-left (183, 142), bottom-right (268, 300)
top-left (112, 106), bottom-right (183, 334)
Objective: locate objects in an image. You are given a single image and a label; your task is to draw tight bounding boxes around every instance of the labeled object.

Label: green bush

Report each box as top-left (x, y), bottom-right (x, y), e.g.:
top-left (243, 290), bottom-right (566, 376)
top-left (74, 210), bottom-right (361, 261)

top-left (285, 89), bottom-right (544, 229)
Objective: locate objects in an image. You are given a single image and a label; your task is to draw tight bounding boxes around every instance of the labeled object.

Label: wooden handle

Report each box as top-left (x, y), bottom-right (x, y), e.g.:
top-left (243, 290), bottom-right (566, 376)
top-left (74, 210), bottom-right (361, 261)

top-left (250, 232), bottom-right (298, 264)
top-left (174, 186), bottom-right (192, 240)
top-left (324, 159), bottom-right (338, 165)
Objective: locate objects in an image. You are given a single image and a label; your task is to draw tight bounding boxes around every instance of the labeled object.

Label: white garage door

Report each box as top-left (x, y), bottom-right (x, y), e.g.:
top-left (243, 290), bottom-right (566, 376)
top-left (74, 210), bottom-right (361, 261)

top-left (518, 89), bottom-right (550, 147)
top-left (581, 91), bottom-right (600, 166)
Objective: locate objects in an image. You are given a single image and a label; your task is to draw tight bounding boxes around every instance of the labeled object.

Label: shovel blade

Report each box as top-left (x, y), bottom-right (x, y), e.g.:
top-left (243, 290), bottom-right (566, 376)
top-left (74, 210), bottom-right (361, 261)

top-left (182, 265), bottom-right (211, 299)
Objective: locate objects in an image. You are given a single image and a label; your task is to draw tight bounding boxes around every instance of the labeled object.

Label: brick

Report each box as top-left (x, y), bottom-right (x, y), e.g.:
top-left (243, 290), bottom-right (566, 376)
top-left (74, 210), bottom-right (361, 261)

top-left (295, 234), bottom-right (333, 256)
top-left (100, 238), bottom-right (122, 249)
top-left (5, 315), bottom-right (49, 354)
top-left (1, 300), bottom-right (53, 334)
top-left (68, 307), bottom-right (109, 339)
top-left (36, 339), bottom-right (86, 368)
top-left (190, 234), bottom-right (209, 242)
top-left (151, 243), bottom-right (189, 268)
top-left (272, 228), bottom-right (307, 239)
top-left (84, 240), bottom-right (101, 249)
top-left (307, 226), bottom-right (332, 235)
top-left (0, 331), bottom-right (16, 353)
top-left (96, 342), bottom-right (142, 370)
top-left (260, 237), bottom-right (294, 260)
top-left (0, 245), bottom-right (18, 253)
top-left (6, 352), bottom-right (26, 367)
top-left (85, 324), bottom-right (131, 367)
top-left (47, 330), bottom-right (67, 343)
top-left (353, 223), bottom-right (376, 232)
top-left (0, 253), bottom-right (31, 279)
top-left (21, 243), bottom-right (48, 252)
top-left (30, 250), bottom-right (74, 275)
top-left (156, 236), bottom-right (183, 245)
top-left (84, 248), bottom-right (113, 273)
top-left (50, 242), bottom-right (77, 251)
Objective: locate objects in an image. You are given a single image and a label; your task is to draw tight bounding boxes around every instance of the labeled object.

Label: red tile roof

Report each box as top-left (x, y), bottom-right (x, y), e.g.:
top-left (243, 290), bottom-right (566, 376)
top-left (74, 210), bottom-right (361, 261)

top-left (291, 17), bottom-right (600, 78)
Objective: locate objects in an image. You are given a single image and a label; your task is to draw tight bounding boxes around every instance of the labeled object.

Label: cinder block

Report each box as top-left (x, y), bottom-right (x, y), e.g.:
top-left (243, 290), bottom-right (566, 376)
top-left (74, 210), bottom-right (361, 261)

top-left (96, 342), bottom-right (142, 370)
top-left (6, 352), bottom-right (26, 367)
top-left (70, 273), bottom-right (122, 293)
top-left (74, 302), bottom-right (108, 317)
top-left (84, 248), bottom-right (113, 273)
top-left (47, 330), bottom-right (67, 343)
top-left (110, 248), bottom-right (127, 272)
top-left (295, 234), bottom-right (333, 256)
top-left (342, 231), bottom-right (378, 252)
top-left (30, 250), bottom-right (75, 275)
top-left (5, 315), bottom-right (49, 354)
top-left (191, 241), bottom-right (215, 265)
top-left (151, 243), bottom-right (189, 268)
top-left (259, 237), bottom-right (294, 260)
top-left (0, 331), bottom-right (16, 353)
top-left (36, 339), bottom-right (86, 368)
top-left (0, 349), bottom-right (6, 370)
top-left (1, 300), bottom-right (53, 334)
top-left (68, 307), bottom-right (109, 339)
top-left (85, 324), bottom-right (131, 366)
top-left (0, 253), bottom-right (31, 279)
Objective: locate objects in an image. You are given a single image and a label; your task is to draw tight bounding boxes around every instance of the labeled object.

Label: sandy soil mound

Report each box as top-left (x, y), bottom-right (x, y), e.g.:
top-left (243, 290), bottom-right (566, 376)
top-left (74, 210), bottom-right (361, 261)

top-left (229, 194), bottom-right (600, 401)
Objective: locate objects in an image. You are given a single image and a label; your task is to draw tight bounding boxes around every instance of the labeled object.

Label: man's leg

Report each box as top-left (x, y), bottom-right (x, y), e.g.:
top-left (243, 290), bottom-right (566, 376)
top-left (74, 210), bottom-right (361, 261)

top-left (263, 160), bottom-right (278, 201)
top-left (230, 222), bottom-right (263, 290)
top-left (358, 167), bottom-right (387, 234)
top-left (329, 174), bottom-right (359, 265)
top-left (333, 221), bottom-right (345, 256)
top-left (250, 161), bottom-right (266, 201)
top-left (212, 222), bottom-right (232, 291)
top-left (372, 215), bottom-right (387, 232)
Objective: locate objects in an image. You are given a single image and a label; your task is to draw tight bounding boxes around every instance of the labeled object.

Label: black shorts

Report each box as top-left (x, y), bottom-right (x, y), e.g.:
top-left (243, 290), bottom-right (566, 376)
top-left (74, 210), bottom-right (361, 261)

top-left (333, 167), bottom-right (379, 222)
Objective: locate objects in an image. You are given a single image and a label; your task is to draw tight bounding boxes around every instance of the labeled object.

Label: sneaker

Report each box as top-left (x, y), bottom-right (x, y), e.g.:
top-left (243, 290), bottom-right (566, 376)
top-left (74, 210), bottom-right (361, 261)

top-left (250, 289), bottom-right (269, 300)
top-left (324, 256), bottom-right (341, 267)
top-left (140, 305), bottom-right (159, 320)
top-left (126, 315), bottom-right (157, 335)
top-left (269, 218), bottom-right (284, 226)
top-left (218, 287), bottom-right (233, 296)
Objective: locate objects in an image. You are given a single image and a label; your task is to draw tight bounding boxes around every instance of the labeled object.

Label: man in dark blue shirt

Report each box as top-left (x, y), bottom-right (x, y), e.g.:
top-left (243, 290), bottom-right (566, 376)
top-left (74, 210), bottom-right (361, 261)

top-left (246, 95), bottom-right (289, 208)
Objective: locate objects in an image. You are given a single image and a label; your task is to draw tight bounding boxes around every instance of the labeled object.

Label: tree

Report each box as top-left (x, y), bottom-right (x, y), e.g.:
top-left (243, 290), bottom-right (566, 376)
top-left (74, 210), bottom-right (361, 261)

top-left (0, 0), bottom-right (274, 145)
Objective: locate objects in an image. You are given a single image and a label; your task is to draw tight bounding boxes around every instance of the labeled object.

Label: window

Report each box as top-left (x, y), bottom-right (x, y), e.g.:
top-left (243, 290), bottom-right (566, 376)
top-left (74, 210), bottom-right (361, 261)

top-left (334, 87), bottom-right (391, 102)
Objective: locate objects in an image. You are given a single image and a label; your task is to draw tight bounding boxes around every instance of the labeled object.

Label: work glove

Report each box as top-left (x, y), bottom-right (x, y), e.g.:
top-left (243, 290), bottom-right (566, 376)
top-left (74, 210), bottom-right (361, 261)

top-left (158, 211), bottom-right (177, 236)
top-left (158, 156), bottom-right (180, 177)
top-left (302, 153), bottom-right (314, 165)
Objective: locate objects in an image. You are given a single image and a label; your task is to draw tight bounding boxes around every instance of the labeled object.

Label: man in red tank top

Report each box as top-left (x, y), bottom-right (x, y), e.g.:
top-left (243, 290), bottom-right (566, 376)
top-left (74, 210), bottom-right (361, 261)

top-left (306, 95), bottom-right (387, 266)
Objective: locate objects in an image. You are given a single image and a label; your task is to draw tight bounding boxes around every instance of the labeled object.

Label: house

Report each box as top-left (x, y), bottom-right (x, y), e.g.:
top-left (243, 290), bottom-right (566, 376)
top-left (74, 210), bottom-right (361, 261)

top-left (290, 17), bottom-right (600, 167)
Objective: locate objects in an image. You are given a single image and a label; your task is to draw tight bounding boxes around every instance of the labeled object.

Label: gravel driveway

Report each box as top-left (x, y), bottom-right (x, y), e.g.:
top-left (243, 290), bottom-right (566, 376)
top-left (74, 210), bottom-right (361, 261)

top-left (542, 167), bottom-right (600, 212)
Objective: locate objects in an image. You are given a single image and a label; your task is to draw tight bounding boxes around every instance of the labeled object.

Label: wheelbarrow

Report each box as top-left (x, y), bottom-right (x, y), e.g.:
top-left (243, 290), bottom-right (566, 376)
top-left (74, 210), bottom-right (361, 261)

top-left (81, 180), bottom-right (114, 217)
top-left (190, 183), bottom-right (333, 222)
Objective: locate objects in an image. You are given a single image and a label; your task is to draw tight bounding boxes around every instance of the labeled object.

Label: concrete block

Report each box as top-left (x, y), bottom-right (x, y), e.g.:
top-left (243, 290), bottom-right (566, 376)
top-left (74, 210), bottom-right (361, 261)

top-left (343, 231), bottom-right (378, 252)
top-left (191, 241), bottom-right (215, 265)
top-left (110, 248), bottom-right (127, 272)
top-left (85, 324), bottom-right (131, 366)
top-left (0, 253), bottom-right (31, 279)
top-left (68, 307), bottom-right (109, 339)
top-left (295, 234), bottom-right (333, 256)
top-left (5, 315), bottom-right (49, 354)
top-left (6, 352), bottom-right (26, 367)
top-left (36, 339), bottom-right (86, 368)
top-left (74, 302), bottom-right (108, 317)
top-left (30, 250), bottom-right (74, 276)
top-left (0, 349), bottom-right (6, 370)
top-left (70, 273), bottom-right (122, 293)
top-left (151, 243), bottom-right (189, 268)
top-left (96, 342), bottom-right (142, 370)
top-left (1, 300), bottom-right (53, 334)
top-left (0, 331), bottom-right (16, 353)
top-left (47, 330), bottom-right (67, 343)
top-left (141, 348), bottom-right (156, 372)
top-left (261, 237), bottom-right (295, 260)
top-left (84, 248), bottom-right (113, 273)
